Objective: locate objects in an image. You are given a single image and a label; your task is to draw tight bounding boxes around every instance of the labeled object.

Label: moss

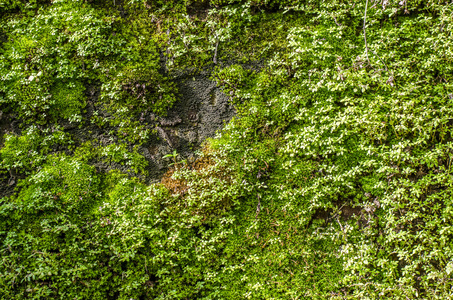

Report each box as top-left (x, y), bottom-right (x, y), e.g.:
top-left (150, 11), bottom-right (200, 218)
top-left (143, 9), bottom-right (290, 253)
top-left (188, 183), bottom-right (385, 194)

top-left (2, 0), bottom-right (453, 299)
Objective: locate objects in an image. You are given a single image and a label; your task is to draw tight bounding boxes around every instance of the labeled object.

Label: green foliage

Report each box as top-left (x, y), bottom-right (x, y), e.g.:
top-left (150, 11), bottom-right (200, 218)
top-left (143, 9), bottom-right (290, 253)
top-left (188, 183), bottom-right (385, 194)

top-left (98, 8), bottom-right (179, 119)
top-left (0, 156), bottom-right (165, 299)
top-left (163, 150), bottom-right (180, 166)
top-left (0, 0), bottom-right (48, 14)
top-left (0, 126), bottom-right (69, 174)
top-left (74, 141), bottom-right (148, 175)
top-left (2, 0), bottom-right (453, 299)
top-left (51, 80), bottom-right (86, 122)
top-left (0, 0), bottom-right (178, 131)
top-left (208, 1), bottom-right (453, 298)
top-left (0, 0), bottom-right (105, 122)
top-left (0, 155), bottom-right (103, 298)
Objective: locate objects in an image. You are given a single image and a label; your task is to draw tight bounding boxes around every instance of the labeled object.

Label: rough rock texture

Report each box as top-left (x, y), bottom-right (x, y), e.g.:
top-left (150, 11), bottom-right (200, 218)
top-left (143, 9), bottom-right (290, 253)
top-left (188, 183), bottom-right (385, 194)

top-left (64, 71), bottom-right (235, 183)
top-left (141, 72), bottom-right (235, 182)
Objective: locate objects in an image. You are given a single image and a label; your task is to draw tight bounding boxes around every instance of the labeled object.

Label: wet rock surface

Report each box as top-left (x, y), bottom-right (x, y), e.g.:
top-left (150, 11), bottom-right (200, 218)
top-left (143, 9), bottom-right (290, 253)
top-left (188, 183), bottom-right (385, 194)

top-left (141, 72), bottom-right (235, 182)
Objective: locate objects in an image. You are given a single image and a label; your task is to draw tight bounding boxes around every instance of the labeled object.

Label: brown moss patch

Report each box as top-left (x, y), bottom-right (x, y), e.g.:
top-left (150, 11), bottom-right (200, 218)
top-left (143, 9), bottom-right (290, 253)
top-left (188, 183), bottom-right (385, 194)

top-left (160, 146), bottom-right (217, 195)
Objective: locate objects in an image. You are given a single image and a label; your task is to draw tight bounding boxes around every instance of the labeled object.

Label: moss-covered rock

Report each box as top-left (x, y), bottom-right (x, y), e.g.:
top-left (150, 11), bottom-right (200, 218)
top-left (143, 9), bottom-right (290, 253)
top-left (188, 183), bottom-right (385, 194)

top-left (2, 0), bottom-right (453, 299)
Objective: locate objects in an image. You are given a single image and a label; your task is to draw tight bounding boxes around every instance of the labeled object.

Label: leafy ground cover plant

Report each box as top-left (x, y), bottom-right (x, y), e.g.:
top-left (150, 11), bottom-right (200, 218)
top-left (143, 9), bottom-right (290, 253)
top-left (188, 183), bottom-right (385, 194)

top-left (2, 0), bottom-right (453, 299)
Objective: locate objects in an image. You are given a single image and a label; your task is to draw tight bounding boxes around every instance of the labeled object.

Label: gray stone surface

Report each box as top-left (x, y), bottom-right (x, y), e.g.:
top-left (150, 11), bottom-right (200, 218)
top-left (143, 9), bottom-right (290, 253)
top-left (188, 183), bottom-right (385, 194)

top-left (142, 73), bottom-right (235, 181)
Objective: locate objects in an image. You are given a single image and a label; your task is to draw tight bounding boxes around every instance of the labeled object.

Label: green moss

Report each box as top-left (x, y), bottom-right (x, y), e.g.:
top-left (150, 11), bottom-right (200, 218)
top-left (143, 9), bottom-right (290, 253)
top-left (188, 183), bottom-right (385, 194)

top-left (51, 80), bottom-right (86, 122)
top-left (0, 126), bottom-right (69, 174)
top-left (2, 0), bottom-right (453, 299)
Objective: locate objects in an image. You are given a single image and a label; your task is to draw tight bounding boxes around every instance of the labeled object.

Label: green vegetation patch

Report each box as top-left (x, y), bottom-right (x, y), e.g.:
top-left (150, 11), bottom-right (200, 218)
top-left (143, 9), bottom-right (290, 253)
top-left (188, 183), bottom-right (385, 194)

top-left (2, 0), bottom-right (453, 299)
